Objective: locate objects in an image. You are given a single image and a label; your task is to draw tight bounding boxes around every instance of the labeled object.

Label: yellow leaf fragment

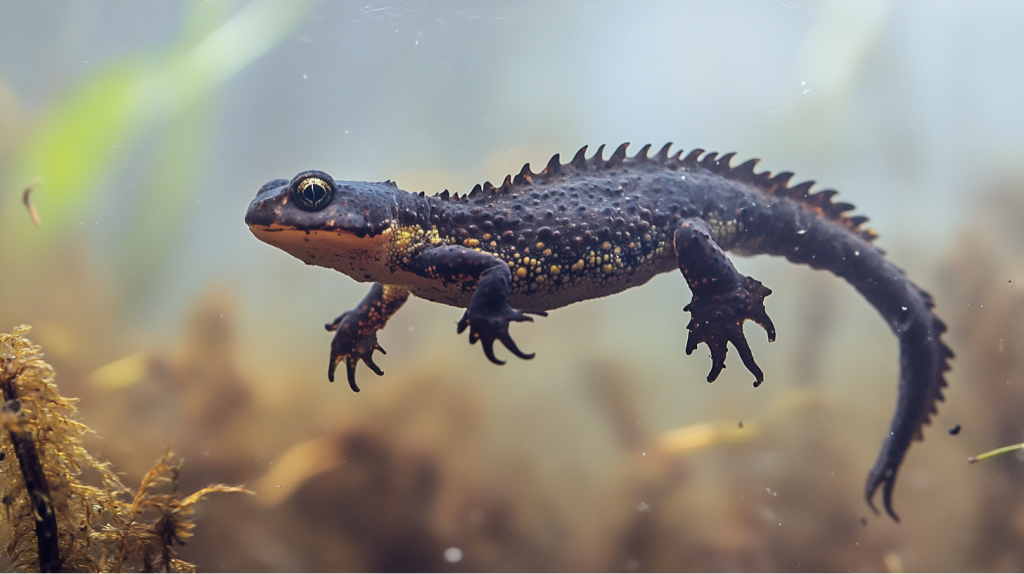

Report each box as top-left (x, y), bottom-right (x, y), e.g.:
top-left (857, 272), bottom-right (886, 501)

top-left (87, 352), bottom-right (150, 390)
top-left (253, 436), bottom-right (341, 506)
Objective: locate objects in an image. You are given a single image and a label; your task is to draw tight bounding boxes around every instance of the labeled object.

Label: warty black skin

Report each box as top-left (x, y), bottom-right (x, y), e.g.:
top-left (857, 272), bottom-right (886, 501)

top-left (244, 142), bottom-right (952, 522)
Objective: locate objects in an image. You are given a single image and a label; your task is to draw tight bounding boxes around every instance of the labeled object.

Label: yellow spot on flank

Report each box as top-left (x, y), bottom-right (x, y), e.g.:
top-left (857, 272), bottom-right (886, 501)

top-left (571, 259), bottom-right (585, 272)
top-left (603, 263), bottom-right (614, 274)
top-left (482, 233), bottom-right (492, 241)
top-left (614, 247), bottom-right (621, 254)
top-left (464, 238), bottom-right (480, 247)
top-left (426, 227), bottom-right (442, 245)
top-left (543, 248), bottom-right (552, 256)
top-left (536, 242), bottom-right (545, 250)
top-left (516, 267), bottom-right (528, 279)
top-left (535, 275), bottom-right (546, 283)
top-left (602, 241), bottom-right (612, 250)
top-left (550, 265), bottom-right (561, 275)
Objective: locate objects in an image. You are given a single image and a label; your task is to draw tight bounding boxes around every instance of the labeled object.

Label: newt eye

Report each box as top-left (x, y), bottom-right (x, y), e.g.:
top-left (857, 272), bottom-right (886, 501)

top-left (289, 171), bottom-right (335, 211)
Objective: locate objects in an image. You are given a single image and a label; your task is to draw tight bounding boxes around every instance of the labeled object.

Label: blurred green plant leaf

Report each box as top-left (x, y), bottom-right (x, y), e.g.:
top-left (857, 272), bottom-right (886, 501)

top-left (9, 0), bottom-right (310, 239)
top-left (968, 442), bottom-right (1024, 464)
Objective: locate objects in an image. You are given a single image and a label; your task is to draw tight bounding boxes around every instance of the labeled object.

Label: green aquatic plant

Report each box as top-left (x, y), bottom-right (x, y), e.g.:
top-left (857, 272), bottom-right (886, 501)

top-left (0, 326), bottom-right (249, 572)
top-left (9, 0), bottom-right (310, 237)
top-left (968, 442), bottom-right (1024, 464)
top-left (4, 0), bottom-right (311, 306)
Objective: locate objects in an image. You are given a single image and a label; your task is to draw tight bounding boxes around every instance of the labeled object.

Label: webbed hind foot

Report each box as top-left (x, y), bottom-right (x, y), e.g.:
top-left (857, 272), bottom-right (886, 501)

top-left (684, 276), bottom-right (776, 387)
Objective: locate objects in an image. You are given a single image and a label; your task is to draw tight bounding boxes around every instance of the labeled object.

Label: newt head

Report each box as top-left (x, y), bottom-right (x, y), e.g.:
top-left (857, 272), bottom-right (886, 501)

top-left (245, 170), bottom-right (399, 276)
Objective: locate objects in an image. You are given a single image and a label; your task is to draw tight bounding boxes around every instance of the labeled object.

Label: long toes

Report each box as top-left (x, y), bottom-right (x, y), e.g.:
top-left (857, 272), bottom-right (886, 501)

top-left (685, 330), bottom-right (699, 355)
top-left (457, 314), bottom-right (470, 334)
top-left (755, 312), bottom-right (777, 341)
top-left (526, 310), bottom-right (549, 317)
top-left (509, 311), bottom-right (535, 324)
top-left (326, 312), bottom-right (347, 332)
top-left (882, 477), bottom-right (899, 522)
top-left (765, 313), bottom-right (778, 339)
top-left (481, 337), bottom-right (506, 366)
top-left (730, 331), bottom-right (764, 387)
top-left (707, 360), bottom-right (725, 383)
top-left (499, 332), bottom-right (535, 360)
top-left (328, 355), bottom-right (342, 383)
top-left (345, 359), bottom-right (361, 393)
top-left (707, 341), bottom-right (727, 382)
top-left (364, 356), bottom-right (384, 377)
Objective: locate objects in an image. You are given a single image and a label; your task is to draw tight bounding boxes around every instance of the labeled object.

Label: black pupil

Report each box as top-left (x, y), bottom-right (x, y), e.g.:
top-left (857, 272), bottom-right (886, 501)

top-left (304, 182), bottom-right (326, 204)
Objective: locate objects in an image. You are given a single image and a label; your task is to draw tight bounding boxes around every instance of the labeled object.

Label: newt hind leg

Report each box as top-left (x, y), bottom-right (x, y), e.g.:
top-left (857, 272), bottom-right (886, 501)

top-left (674, 219), bottom-right (776, 387)
top-left (414, 245), bottom-right (546, 365)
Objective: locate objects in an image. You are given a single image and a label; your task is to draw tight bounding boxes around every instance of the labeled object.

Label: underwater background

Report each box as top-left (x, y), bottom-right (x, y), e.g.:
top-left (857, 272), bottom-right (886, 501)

top-left (2, 0), bottom-right (1024, 570)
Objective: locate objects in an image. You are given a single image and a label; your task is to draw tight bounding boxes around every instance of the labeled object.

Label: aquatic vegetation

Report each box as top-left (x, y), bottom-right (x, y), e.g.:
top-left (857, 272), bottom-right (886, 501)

top-left (931, 183), bottom-right (1024, 570)
top-left (0, 326), bottom-right (248, 572)
top-left (8, 1), bottom-right (310, 238)
top-left (968, 442), bottom-right (1024, 464)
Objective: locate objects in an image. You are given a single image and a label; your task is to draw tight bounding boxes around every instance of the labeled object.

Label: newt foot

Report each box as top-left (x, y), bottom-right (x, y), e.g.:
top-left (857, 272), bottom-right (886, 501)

top-left (326, 312), bottom-right (386, 392)
top-left (684, 276), bottom-right (776, 386)
top-left (457, 305), bottom-right (547, 365)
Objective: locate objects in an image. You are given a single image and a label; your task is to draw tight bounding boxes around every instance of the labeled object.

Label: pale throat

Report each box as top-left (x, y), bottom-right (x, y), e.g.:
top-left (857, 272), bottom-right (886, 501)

top-left (249, 224), bottom-right (396, 281)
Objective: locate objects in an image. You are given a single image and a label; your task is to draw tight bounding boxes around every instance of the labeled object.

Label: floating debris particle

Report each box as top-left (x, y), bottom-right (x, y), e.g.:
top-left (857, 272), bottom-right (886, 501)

top-left (21, 177), bottom-right (42, 227)
top-left (948, 423), bottom-right (961, 436)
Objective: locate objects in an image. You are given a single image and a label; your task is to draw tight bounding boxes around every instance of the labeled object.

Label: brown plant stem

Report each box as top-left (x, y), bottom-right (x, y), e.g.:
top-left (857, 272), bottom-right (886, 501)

top-left (0, 362), bottom-right (61, 572)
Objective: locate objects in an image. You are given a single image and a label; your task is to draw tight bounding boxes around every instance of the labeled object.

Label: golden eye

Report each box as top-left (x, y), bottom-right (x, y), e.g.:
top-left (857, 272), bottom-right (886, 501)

top-left (298, 178), bottom-right (329, 204)
top-left (289, 170), bottom-right (335, 211)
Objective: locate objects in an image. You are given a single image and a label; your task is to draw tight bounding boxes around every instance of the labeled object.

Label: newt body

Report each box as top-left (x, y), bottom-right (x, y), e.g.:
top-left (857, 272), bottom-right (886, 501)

top-left (245, 143), bottom-right (952, 521)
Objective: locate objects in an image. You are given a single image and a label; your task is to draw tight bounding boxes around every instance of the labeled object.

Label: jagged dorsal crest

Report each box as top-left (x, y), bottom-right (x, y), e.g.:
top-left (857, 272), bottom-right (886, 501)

top-left (454, 142), bottom-right (878, 241)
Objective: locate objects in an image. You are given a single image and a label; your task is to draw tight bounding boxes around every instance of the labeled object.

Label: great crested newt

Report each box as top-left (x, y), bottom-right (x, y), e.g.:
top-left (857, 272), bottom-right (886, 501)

top-left (245, 143), bottom-right (952, 521)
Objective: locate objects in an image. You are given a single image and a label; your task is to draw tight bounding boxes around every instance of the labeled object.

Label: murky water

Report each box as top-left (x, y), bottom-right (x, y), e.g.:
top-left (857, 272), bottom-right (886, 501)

top-left (2, 1), bottom-right (1023, 571)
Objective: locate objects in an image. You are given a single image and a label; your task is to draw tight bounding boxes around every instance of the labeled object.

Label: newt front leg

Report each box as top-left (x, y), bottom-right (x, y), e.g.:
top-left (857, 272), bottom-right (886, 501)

top-left (412, 245), bottom-right (546, 364)
top-left (327, 283), bottom-right (410, 391)
top-left (674, 218), bottom-right (776, 386)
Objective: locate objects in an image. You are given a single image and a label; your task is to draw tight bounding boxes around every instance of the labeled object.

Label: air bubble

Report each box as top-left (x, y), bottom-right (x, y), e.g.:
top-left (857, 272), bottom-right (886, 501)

top-left (444, 548), bottom-right (463, 563)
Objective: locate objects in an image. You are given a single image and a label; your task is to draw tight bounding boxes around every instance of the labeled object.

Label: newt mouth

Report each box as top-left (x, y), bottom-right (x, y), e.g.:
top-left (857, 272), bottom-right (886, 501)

top-left (245, 191), bottom-right (374, 238)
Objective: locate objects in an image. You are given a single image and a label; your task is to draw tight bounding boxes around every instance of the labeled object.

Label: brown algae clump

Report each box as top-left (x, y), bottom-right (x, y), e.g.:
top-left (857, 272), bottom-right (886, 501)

top-left (0, 326), bottom-right (249, 572)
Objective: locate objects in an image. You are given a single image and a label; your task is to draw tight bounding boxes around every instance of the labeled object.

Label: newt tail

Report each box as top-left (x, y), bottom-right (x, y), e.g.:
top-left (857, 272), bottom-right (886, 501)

top-left (245, 143), bottom-right (953, 521)
top-left (754, 184), bottom-right (953, 521)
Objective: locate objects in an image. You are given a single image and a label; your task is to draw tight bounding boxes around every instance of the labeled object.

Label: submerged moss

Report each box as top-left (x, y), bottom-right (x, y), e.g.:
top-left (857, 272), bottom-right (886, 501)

top-left (0, 326), bottom-right (249, 572)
